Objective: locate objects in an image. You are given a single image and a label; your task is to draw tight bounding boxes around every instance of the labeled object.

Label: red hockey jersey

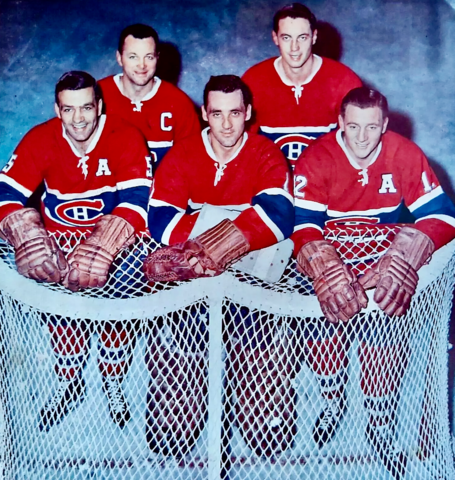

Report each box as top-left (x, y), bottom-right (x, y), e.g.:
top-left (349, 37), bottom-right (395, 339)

top-left (99, 75), bottom-right (200, 168)
top-left (293, 129), bottom-right (455, 252)
top-left (242, 55), bottom-right (362, 168)
top-left (148, 129), bottom-right (294, 251)
top-left (0, 115), bottom-right (151, 232)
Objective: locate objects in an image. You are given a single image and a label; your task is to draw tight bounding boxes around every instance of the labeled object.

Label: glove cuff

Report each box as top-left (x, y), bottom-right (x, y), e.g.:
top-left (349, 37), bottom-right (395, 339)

top-left (197, 219), bottom-right (250, 270)
top-left (296, 240), bottom-right (342, 279)
top-left (388, 226), bottom-right (435, 271)
top-left (85, 215), bottom-right (135, 256)
top-left (0, 208), bottom-right (48, 249)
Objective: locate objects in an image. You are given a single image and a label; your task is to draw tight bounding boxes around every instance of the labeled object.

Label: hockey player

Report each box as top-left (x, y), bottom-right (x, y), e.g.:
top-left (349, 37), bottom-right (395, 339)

top-left (242, 3), bottom-right (362, 170)
top-left (98, 23), bottom-right (200, 170)
top-left (293, 86), bottom-right (455, 478)
top-left (242, 1), bottom-right (362, 453)
top-left (0, 71), bottom-right (151, 431)
top-left (143, 75), bottom-right (295, 457)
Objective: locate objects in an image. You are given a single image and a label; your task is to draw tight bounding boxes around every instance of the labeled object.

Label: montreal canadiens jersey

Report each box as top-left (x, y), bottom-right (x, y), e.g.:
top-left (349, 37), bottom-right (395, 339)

top-left (148, 128), bottom-right (294, 251)
top-left (99, 75), bottom-right (200, 168)
top-left (0, 115), bottom-right (152, 232)
top-left (242, 55), bottom-right (362, 169)
top-left (293, 129), bottom-right (455, 252)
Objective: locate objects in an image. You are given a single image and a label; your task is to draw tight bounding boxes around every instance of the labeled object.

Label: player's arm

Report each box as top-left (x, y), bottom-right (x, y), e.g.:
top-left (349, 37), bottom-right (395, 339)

top-left (144, 140), bottom-right (294, 282)
top-left (360, 143), bottom-right (455, 316)
top-left (292, 145), bottom-right (367, 323)
top-left (148, 142), bottom-right (200, 245)
top-left (0, 128), bottom-right (68, 282)
top-left (229, 141), bottom-right (294, 251)
top-left (64, 126), bottom-right (151, 292)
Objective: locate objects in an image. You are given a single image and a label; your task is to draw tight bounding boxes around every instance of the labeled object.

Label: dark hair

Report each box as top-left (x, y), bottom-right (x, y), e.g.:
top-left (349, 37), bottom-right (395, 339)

top-left (55, 71), bottom-right (101, 105)
top-left (340, 87), bottom-right (389, 118)
top-left (273, 3), bottom-right (317, 33)
top-left (203, 75), bottom-right (252, 109)
top-left (118, 24), bottom-right (160, 53)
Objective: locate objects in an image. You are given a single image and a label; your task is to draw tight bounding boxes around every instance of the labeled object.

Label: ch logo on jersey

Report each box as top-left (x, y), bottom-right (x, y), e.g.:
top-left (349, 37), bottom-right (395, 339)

top-left (378, 174), bottom-right (397, 194)
top-left (161, 112), bottom-right (173, 132)
top-left (96, 159), bottom-right (111, 177)
top-left (275, 134), bottom-right (316, 161)
top-left (3, 154), bottom-right (17, 173)
top-left (55, 199), bottom-right (105, 226)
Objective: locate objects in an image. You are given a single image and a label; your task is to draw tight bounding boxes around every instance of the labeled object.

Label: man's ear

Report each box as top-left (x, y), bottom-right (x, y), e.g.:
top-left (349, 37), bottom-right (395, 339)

top-left (116, 50), bottom-right (123, 68)
top-left (312, 29), bottom-right (318, 45)
top-left (246, 104), bottom-right (252, 122)
top-left (97, 98), bottom-right (103, 116)
top-left (201, 105), bottom-right (208, 122)
top-left (272, 30), bottom-right (279, 47)
top-left (338, 114), bottom-right (345, 131)
top-left (382, 116), bottom-right (389, 134)
top-left (54, 103), bottom-right (61, 119)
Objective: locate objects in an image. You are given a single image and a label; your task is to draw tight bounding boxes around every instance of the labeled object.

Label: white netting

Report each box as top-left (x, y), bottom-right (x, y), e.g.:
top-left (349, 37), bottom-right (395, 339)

top-left (0, 226), bottom-right (453, 480)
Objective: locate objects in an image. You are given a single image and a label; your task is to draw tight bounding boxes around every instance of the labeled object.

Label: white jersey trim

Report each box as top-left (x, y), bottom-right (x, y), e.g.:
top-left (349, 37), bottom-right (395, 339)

top-left (295, 198), bottom-right (327, 212)
top-left (45, 182), bottom-right (117, 200)
top-left (253, 204), bottom-right (283, 242)
top-left (202, 127), bottom-right (248, 164)
top-left (256, 187), bottom-right (294, 205)
top-left (336, 128), bottom-right (382, 170)
top-left (0, 175), bottom-right (33, 197)
top-left (408, 186), bottom-right (443, 212)
top-left (113, 74), bottom-right (162, 103)
top-left (162, 211), bottom-right (186, 245)
top-left (62, 115), bottom-right (106, 157)
top-left (327, 203), bottom-right (401, 217)
top-left (115, 202), bottom-right (147, 222)
top-left (293, 223), bottom-right (324, 233)
top-left (0, 200), bottom-right (23, 209)
top-left (148, 197), bottom-right (185, 211)
top-left (117, 178), bottom-right (152, 190)
top-left (415, 213), bottom-right (455, 228)
top-left (187, 199), bottom-right (250, 212)
top-left (148, 140), bottom-right (174, 149)
top-left (274, 54), bottom-right (322, 87)
top-left (260, 124), bottom-right (337, 134)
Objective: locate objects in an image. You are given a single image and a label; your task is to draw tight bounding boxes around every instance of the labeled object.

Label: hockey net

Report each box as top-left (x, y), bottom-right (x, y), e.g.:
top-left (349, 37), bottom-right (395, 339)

top-left (0, 226), bottom-right (453, 480)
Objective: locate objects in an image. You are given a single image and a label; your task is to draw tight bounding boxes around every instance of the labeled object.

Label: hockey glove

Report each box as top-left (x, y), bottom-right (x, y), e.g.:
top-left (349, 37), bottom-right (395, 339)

top-left (297, 240), bottom-right (368, 323)
top-left (0, 208), bottom-right (68, 283)
top-left (63, 215), bottom-right (135, 291)
top-left (359, 226), bottom-right (434, 316)
top-left (144, 219), bottom-right (250, 282)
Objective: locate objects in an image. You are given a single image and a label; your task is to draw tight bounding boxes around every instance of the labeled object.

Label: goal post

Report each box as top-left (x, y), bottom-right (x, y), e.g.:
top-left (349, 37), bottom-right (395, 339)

top-left (0, 227), bottom-right (453, 480)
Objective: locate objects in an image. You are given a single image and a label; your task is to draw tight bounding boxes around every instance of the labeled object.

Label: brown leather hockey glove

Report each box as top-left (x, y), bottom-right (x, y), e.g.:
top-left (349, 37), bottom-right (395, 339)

top-left (297, 240), bottom-right (368, 323)
top-left (359, 226), bottom-right (434, 316)
top-left (144, 219), bottom-right (250, 282)
top-left (63, 215), bottom-right (135, 292)
top-left (0, 208), bottom-right (68, 283)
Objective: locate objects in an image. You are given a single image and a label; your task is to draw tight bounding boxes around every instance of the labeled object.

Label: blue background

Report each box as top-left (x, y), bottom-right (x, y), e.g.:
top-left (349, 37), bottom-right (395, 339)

top-left (1, 0), bottom-right (455, 435)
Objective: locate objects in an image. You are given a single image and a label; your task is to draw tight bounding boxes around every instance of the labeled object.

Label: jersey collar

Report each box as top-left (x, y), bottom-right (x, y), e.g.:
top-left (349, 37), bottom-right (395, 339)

top-left (202, 127), bottom-right (248, 163)
top-left (336, 128), bottom-right (382, 170)
top-left (61, 114), bottom-right (106, 157)
top-left (274, 54), bottom-right (322, 87)
top-left (202, 127), bottom-right (248, 186)
top-left (113, 73), bottom-right (162, 103)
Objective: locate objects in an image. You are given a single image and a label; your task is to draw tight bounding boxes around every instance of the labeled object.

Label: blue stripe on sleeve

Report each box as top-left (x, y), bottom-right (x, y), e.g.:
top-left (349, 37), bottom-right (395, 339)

top-left (252, 192), bottom-right (294, 239)
top-left (0, 181), bottom-right (28, 207)
top-left (148, 205), bottom-right (182, 242)
top-left (412, 191), bottom-right (455, 222)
